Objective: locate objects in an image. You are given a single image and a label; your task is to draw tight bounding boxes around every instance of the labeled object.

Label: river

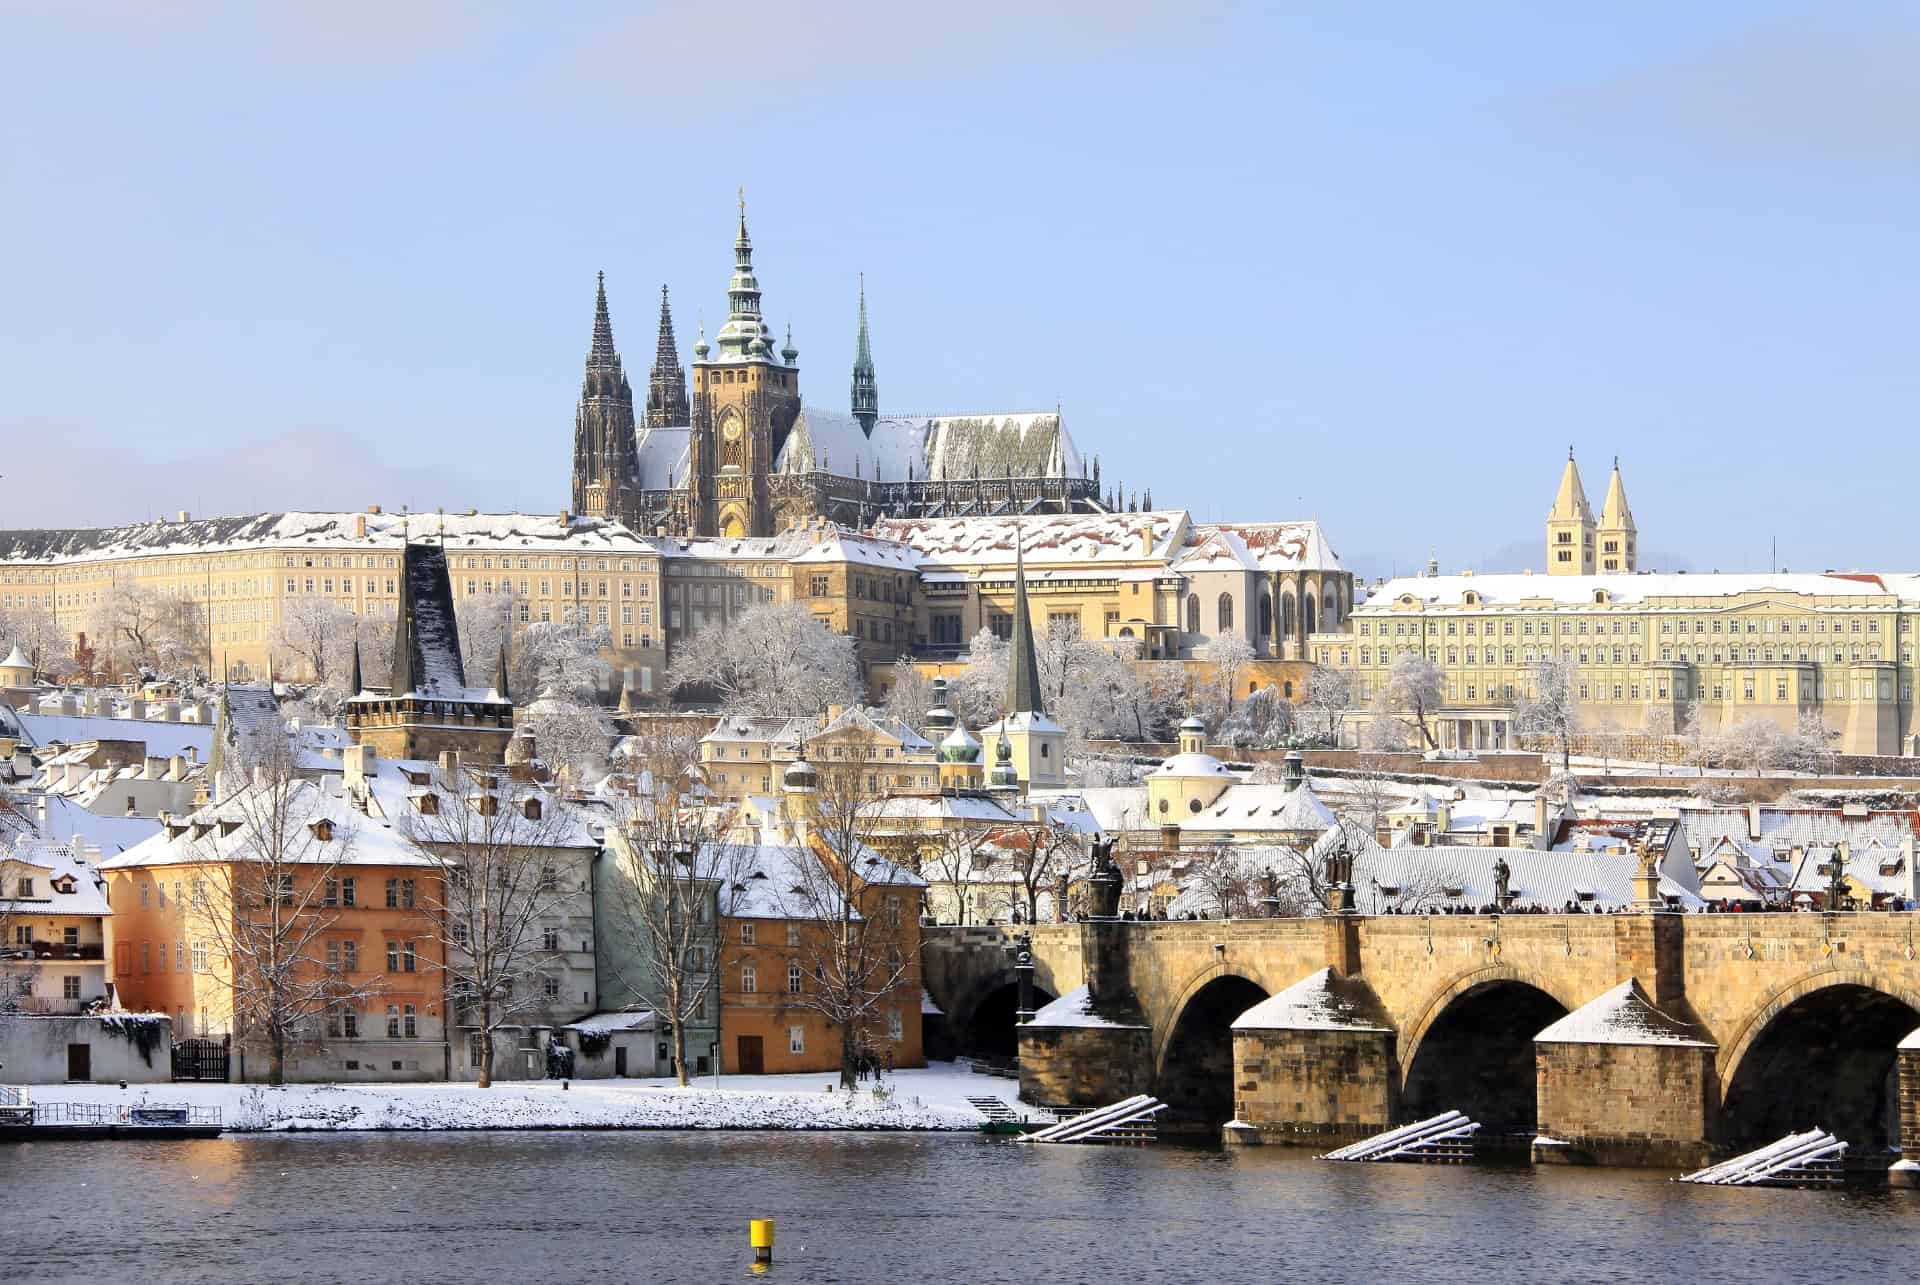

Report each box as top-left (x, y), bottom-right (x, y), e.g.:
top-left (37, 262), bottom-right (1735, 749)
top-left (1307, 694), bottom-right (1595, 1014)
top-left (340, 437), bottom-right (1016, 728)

top-left (5, 1132), bottom-right (1916, 1284)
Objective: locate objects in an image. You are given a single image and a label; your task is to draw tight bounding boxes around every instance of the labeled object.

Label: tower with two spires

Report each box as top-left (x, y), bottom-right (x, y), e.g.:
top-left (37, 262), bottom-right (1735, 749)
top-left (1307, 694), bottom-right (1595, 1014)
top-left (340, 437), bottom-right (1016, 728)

top-left (1546, 449), bottom-right (1636, 575)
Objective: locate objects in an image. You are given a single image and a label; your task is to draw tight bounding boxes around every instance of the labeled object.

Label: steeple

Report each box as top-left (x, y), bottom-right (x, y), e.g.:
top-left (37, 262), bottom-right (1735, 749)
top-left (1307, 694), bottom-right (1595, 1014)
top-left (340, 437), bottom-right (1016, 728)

top-left (206, 680), bottom-right (236, 802)
top-left (646, 285), bottom-right (690, 428)
top-left (851, 273), bottom-right (879, 436)
top-left (1006, 529), bottom-right (1044, 718)
top-left (1596, 456), bottom-right (1638, 573)
top-left (348, 637), bottom-right (363, 699)
top-left (715, 189), bottom-right (774, 359)
top-left (1546, 447), bottom-right (1596, 576)
top-left (491, 643), bottom-right (511, 703)
top-left (573, 272), bottom-right (639, 521)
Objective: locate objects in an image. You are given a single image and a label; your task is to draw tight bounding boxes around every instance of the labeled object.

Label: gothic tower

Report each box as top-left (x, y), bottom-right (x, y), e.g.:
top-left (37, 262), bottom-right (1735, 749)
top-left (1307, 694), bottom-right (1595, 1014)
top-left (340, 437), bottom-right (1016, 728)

top-left (688, 194), bottom-right (802, 538)
top-left (1596, 457), bottom-right (1637, 573)
top-left (851, 274), bottom-right (878, 436)
top-left (571, 272), bottom-right (640, 523)
top-left (646, 285), bottom-right (690, 428)
top-left (1545, 447), bottom-right (1596, 576)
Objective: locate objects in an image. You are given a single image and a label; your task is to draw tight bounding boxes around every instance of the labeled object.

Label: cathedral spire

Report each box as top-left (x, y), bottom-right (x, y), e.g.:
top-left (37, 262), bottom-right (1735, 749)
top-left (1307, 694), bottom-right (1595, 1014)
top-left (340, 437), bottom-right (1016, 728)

top-left (646, 284), bottom-right (690, 427)
top-left (852, 273), bottom-right (879, 435)
top-left (716, 188), bottom-right (772, 357)
top-left (589, 270), bottom-right (618, 369)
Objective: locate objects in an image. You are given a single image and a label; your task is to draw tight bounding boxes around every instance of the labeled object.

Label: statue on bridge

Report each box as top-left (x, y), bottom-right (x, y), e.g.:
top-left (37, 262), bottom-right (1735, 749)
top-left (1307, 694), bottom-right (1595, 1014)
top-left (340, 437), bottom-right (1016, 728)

top-left (1087, 835), bottom-right (1123, 919)
top-left (1321, 838), bottom-right (1356, 914)
top-left (1493, 856), bottom-right (1512, 910)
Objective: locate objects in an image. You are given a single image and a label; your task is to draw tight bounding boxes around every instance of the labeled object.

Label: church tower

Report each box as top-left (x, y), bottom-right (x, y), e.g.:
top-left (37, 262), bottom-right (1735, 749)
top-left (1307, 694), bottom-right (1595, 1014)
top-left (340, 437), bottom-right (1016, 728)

top-left (646, 285), bottom-right (690, 428)
top-left (1596, 457), bottom-right (1637, 573)
top-left (851, 274), bottom-right (878, 436)
top-left (1545, 448), bottom-right (1596, 576)
top-left (571, 272), bottom-right (640, 523)
top-left (688, 194), bottom-right (802, 538)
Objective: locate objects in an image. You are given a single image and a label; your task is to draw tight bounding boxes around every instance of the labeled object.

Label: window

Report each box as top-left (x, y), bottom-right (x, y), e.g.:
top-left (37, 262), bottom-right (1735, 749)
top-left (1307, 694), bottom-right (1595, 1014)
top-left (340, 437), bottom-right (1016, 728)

top-left (740, 922), bottom-right (756, 945)
top-left (385, 878), bottom-right (399, 908)
top-left (741, 963), bottom-right (757, 994)
top-left (323, 878), bottom-right (339, 907)
top-left (1217, 594), bottom-right (1233, 631)
top-left (1186, 595), bottom-right (1200, 635)
top-left (543, 976), bottom-right (560, 999)
top-left (190, 941), bottom-right (209, 973)
top-left (888, 1008), bottom-right (904, 1042)
top-left (788, 962), bottom-right (803, 994)
top-left (63, 974), bottom-right (82, 1000)
top-left (176, 942), bottom-right (185, 972)
top-left (543, 927), bottom-right (560, 952)
top-left (341, 877), bottom-right (356, 907)
top-left (786, 923), bottom-right (801, 947)
top-left (789, 1025), bottom-right (805, 1055)
top-left (343, 940), bottom-right (358, 972)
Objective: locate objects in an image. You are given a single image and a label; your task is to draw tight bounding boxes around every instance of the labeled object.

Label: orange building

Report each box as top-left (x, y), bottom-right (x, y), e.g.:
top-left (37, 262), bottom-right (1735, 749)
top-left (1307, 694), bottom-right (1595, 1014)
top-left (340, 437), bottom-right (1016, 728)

top-left (715, 778), bottom-right (926, 1076)
top-left (98, 778), bottom-right (450, 1082)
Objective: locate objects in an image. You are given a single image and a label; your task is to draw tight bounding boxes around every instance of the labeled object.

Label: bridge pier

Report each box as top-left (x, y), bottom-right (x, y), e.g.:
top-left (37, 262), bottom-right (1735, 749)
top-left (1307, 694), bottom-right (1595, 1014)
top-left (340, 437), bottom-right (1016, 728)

top-left (1020, 919), bottom-right (1151, 1108)
top-left (1226, 968), bottom-right (1396, 1147)
top-left (1532, 980), bottom-right (1718, 1168)
top-left (1892, 1029), bottom-right (1920, 1189)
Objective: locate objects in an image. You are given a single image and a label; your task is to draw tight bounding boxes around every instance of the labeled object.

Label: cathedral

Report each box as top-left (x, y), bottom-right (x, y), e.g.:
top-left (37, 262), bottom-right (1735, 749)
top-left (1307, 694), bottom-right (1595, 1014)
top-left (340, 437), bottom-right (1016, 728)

top-left (570, 203), bottom-right (1106, 538)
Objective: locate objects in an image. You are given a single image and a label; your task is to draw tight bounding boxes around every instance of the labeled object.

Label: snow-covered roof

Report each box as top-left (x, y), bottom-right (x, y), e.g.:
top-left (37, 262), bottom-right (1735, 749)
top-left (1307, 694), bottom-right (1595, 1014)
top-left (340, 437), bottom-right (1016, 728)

top-left (1027, 983), bottom-right (1147, 1030)
top-left (813, 705), bottom-right (934, 754)
top-left (1197, 782), bottom-right (1338, 833)
top-left (1534, 979), bottom-right (1711, 1047)
top-left (0, 644), bottom-right (29, 670)
top-left (869, 511), bottom-right (1189, 567)
top-left (1360, 571), bottom-right (1917, 612)
top-left (1232, 967), bottom-right (1392, 1032)
top-left (1351, 844), bottom-right (1702, 911)
top-left (26, 793), bottom-right (164, 854)
top-left (922, 411), bottom-right (1080, 481)
top-left (774, 408), bottom-right (928, 481)
top-left (1149, 752), bottom-right (1231, 779)
top-left (787, 528), bottom-right (922, 571)
top-left (564, 1010), bottom-right (657, 1035)
top-left (632, 425), bottom-right (691, 491)
top-left (1674, 805), bottom-right (1920, 853)
top-left (5, 711), bottom-right (214, 758)
top-left (1177, 522), bottom-right (1345, 574)
top-left (1, 838), bottom-right (111, 916)
top-left (0, 511), bottom-right (659, 566)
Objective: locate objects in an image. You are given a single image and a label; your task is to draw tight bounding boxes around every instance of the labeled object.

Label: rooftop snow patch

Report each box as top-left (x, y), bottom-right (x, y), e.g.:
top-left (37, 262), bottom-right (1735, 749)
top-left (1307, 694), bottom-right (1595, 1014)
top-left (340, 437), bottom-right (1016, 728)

top-left (1027, 984), bottom-right (1148, 1030)
top-left (1534, 979), bottom-right (1710, 1047)
top-left (1231, 967), bottom-right (1392, 1033)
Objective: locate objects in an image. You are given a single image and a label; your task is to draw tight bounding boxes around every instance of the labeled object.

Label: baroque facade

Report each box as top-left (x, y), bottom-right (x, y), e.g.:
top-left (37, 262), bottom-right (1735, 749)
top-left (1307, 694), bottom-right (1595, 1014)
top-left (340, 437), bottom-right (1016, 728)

top-left (570, 201), bottom-right (1103, 538)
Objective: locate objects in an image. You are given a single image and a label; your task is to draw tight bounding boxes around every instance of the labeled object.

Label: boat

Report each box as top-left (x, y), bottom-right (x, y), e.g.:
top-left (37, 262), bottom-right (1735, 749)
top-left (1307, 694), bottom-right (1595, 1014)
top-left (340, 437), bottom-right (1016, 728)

top-left (0, 1089), bottom-right (222, 1140)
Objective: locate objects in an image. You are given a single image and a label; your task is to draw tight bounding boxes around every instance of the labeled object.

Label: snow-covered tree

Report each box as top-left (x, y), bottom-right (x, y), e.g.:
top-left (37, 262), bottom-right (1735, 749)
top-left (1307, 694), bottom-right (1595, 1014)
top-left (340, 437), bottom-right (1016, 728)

top-left (515, 609), bottom-right (612, 703)
top-left (667, 600), bottom-right (861, 718)
top-left (0, 603), bottom-right (65, 677)
top-left (523, 695), bottom-right (612, 784)
top-left (1784, 710), bottom-right (1839, 775)
top-left (1376, 653), bottom-right (1444, 750)
top-left (1196, 633), bottom-right (1256, 726)
top-left (398, 766), bottom-right (586, 1089)
top-left (1514, 657), bottom-right (1581, 774)
top-left (879, 658), bottom-right (933, 735)
top-left (272, 594), bottom-right (357, 691)
top-left (985, 810), bottom-right (1085, 926)
top-left (1711, 717), bottom-right (1787, 777)
top-left (454, 592), bottom-right (514, 688)
top-left (1216, 685), bottom-right (1296, 748)
top-left (1300, 666), bottom-right (1355, 744)
top-left (951, 629), bottom-right (1008, 729)
top-left (91, 582), bottom-right (206, 679)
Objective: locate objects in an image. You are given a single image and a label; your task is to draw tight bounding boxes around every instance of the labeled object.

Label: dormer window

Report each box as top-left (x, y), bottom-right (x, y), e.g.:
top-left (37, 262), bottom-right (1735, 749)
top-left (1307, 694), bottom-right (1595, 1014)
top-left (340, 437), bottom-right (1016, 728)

top-left (311, 819), bottom-right (335, 841)
top-left (415, 794), bottom-right (439, 816)
top-left (522, 799), bottom-right (543, 821)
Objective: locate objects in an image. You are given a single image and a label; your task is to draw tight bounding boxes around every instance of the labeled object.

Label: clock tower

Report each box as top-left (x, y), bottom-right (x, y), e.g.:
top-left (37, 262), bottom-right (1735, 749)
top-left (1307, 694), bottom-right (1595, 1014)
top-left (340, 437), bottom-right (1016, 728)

top-left (688, 194), bottom-right (802, 537)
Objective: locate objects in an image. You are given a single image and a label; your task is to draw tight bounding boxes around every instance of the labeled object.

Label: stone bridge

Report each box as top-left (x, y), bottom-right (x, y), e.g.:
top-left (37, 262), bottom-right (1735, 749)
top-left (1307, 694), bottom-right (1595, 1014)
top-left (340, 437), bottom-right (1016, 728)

top-left (922, 913), bottom-right (1920, 1171)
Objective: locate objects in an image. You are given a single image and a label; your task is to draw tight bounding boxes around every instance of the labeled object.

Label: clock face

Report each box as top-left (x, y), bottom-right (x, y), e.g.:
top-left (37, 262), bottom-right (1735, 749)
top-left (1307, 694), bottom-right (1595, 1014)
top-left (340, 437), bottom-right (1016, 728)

top-left (723, 420), bottom-right (742, 442)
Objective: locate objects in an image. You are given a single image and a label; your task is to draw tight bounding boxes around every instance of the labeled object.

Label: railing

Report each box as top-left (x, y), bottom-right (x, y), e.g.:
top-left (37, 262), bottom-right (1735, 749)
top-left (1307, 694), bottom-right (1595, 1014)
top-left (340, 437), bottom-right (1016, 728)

top-left (7, 943), bottom-right (106, 961)
top-left (27, 1102), bottom-right (222, 1127)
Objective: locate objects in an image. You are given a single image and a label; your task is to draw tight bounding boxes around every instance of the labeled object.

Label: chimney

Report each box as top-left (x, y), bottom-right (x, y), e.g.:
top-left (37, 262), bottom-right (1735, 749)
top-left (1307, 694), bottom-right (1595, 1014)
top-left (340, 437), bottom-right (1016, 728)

top-left (1283, 750), bottom-right (1305, 792)
top-left (1139, 527), bottom-right (1153, 557)
top-left (438, 749), bottom-right (461, 785)
top-left (1747, 802), bottom-right (1763, 841)
top-left (355, 514), bottom-right (367, 539)
top-left (368, 504), bottom-right (382, 516)
top-left (177, 510), bottom-right (191, 523)
top-left (144, 754), bottom-right (166, 779)
top-left (1160, 821), bottom-right (1181, 851)
top-left (1029, 801), bottom-right (1047, 824)
top-left (167, 754), bottom-right (186, 781)
top-left (127, 696), bottom-right (146, 721)
top-left (1533, 793), bottom-right (1549, 845)
top-left (1436, 800), bottom-right (1452, 834)
top-left (155, 701), bottom-right (178, 723)
top-left (824, 705), bottom-right (845, 726)
top-left (344, 744), bottom-right (377, 790)
top-left (59, 690), bottom-right (79, 716)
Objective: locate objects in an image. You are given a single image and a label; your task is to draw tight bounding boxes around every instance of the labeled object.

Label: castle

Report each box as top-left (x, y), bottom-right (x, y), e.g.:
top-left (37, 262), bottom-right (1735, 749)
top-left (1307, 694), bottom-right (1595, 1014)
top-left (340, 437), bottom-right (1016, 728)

top-left (570, 200), bottom-right (1105, 538)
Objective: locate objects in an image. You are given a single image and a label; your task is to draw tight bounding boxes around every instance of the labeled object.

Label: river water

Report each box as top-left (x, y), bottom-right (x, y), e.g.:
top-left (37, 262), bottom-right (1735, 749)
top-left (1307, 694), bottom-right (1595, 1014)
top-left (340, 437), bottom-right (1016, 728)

top-left (6, 1132), bottom-right (1916, 1284)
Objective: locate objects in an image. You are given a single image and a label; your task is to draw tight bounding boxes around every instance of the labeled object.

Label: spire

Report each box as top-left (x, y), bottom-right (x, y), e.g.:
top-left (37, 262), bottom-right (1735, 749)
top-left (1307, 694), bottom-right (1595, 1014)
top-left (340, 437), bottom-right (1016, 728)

top-left (716, 188), bottom-right (772, 358)
top-left (1599, 457), bottom-right (1635, 531)
top-left (646, 284), bottom-right (690, 427)
top-left (851, 273), bottom-right (879, 435)
top-left (1005, 528), bottom-right (1044, 718)
top-left (588, 270), bottom-right (618, 369)
top-left (207, 680), bottom-right (236, 802)
top-left (388, 542), bottom-right (467, 698)
top-left (1549, 449), bottom-right (1593, 523)
top-left (492, 643), bottom-right (511, 704)
top-left (348, 637), bottom-right (363, 698)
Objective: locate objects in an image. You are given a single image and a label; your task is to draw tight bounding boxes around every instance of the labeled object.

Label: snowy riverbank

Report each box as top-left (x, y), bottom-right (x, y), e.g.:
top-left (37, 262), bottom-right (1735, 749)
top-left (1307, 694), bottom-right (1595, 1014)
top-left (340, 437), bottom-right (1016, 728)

top-left (27, 1063), bottom-right (1005, 1134)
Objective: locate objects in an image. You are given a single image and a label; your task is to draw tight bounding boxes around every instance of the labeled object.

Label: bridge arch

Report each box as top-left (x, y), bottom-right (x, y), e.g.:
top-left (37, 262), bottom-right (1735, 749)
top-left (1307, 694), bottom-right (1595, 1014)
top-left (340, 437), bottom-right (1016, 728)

top-left (1398, 965), bottom-right (1577, 1133)
top-left (1715, 969), bottom-right (1920, 1151)
top-left (945, 969), bottom-right (1058, 1062)
top-left (1151, 964), bottom-right (1271, 1131)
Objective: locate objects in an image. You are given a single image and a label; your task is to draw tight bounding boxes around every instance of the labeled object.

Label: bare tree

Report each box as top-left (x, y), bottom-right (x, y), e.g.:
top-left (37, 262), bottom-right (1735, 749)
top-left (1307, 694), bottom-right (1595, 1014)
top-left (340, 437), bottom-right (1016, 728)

top-left (0, 603), bottom-right (66, 677)
top-left (918, 821), bottom-right (998, 926)
top-left (1300, 666), bottom-right (1355, 745)
top-left (1334, 755), bottom-right (1401, 843)
top-left (951, 628), bottom-right (1009, 729)
top-left (516, 608), bottom-right (612, 702)
top-left (187, 743), bottom-right (385, 1084)
top-left (879, 658), bottom-right (933, 736)
top-left (989, 809), bottom-right (1085, 926)
top-left (1784, 710), bottom-right (1839, 775)
top-left (1217, 685), bottom-right (1296, 749)
top-left (667, 600), bottom-right (861, 718)
top-left (1514, 656), bottom-right (1581, 774)
top-left (1179, 843), bottom-right (1261, 919)
top-left (768, 751), bottom-right (924, 1089)
top-left (1377, 653), bottom-right (1445, 750)
top-left (454, 591), bottom-right (515, 688)
top-left (397, 764), bottom-right (588, 1088)
top-left (523, 696), bottom-right (612, 785)
top-left (91, 582), bottom-right (206, 679)
top-left (599, 724), bottom-right (744, 1085)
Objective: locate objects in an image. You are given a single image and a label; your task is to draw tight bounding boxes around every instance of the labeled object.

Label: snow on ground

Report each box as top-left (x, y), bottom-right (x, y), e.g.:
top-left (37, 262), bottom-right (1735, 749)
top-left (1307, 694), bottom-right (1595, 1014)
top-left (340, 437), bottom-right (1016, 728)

top-left (29, 1063), bottom-right (1003, 1134)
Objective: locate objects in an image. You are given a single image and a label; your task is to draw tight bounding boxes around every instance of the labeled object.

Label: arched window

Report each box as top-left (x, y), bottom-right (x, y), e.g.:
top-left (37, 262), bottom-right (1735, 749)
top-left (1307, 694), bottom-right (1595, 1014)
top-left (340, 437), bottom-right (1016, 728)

top-left (1304, 595), bottom-right (1317, 635)
top-left (1258, 591), bottom-right (1273, 638)
top-left (1186, 594), bottom-right (1200, 635)
top-left (1217, 594), bottom-right (1234, 632)
top-left (1324, 588), bottom-right (1339, 626)
top-left (1281, 593), bottom-right (1295, 638)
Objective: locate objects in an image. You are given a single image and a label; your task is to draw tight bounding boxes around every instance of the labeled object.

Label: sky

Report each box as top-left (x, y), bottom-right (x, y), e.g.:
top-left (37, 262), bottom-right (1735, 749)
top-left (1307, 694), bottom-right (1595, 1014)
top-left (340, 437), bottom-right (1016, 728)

top-left (4, 1), bottom-right (1917, 582)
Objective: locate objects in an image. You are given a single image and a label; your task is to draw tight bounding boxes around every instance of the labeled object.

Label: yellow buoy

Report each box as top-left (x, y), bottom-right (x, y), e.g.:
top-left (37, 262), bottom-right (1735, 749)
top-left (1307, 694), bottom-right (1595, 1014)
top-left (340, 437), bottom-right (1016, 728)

top-left (750, 1218), bottom-right (775, 1266)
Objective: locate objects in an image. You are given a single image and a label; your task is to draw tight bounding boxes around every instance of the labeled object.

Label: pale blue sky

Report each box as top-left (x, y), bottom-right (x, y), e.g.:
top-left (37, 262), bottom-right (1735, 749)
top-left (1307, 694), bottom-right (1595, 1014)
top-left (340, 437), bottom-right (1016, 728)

top-left (4, 2), bottom-right (1916, 579)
